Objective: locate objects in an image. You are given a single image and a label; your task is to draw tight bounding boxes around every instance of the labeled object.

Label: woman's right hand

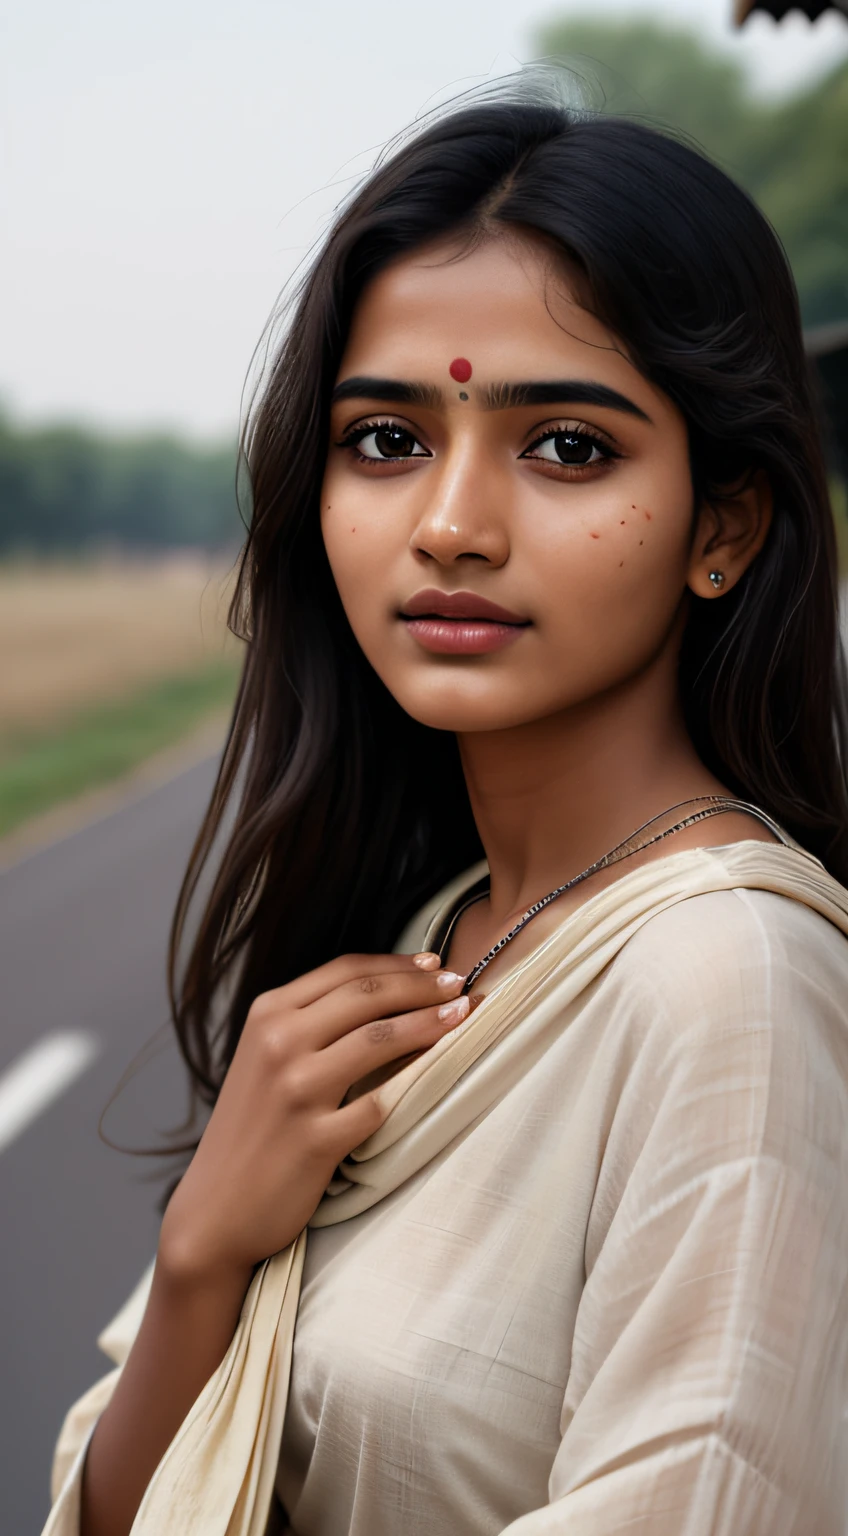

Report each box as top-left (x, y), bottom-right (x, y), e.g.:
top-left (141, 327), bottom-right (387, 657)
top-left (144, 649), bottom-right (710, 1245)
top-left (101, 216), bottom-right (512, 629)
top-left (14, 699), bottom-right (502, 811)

top-left (158, 952), bottom-right (469, 1285)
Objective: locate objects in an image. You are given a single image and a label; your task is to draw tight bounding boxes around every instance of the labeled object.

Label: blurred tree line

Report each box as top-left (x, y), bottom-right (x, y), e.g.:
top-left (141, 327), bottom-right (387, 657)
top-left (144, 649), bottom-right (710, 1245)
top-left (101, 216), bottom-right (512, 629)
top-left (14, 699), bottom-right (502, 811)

top-left (535, 16), bottom-right (847, 328)
top-left (0, 409), bottom-right (241, 554)
top-left (1, 16), bottom-right (844, 555)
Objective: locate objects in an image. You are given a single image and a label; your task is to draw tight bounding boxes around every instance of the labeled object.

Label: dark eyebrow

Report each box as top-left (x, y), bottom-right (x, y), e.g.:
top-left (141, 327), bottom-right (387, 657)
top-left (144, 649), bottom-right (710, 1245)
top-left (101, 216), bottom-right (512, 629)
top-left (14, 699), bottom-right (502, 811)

top-left (330, 374), bottom-right (652, 424)
top-left (482, 380), bottom-right (652, 422)
top-left (331, 376), bottom-right (443, 408)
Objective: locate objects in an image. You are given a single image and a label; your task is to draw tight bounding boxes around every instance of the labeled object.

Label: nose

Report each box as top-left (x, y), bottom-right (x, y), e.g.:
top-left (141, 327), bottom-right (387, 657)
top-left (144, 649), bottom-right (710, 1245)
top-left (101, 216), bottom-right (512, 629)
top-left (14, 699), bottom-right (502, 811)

top-left (408, 435), bottom-right (510, 568)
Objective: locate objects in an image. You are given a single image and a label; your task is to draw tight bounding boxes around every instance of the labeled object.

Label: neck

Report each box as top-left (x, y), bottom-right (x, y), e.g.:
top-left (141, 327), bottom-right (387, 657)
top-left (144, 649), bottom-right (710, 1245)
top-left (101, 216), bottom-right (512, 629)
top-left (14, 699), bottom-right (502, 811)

top-left (457, 655), bottom-right (723, 926)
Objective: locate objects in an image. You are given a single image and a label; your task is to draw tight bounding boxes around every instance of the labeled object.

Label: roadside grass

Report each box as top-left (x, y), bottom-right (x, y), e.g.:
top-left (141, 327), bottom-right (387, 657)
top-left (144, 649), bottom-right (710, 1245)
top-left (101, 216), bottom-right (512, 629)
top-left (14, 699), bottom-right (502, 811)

top-left (0, 556), bottom-right (238, 739)
top-left (0, 656), bottom-right (240, 839)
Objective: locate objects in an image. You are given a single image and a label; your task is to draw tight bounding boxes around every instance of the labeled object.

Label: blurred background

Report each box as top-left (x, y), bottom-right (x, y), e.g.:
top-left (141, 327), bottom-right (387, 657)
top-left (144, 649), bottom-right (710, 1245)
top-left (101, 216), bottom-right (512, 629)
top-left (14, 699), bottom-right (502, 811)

top-left (1, 0), bottom-right (846, 1528)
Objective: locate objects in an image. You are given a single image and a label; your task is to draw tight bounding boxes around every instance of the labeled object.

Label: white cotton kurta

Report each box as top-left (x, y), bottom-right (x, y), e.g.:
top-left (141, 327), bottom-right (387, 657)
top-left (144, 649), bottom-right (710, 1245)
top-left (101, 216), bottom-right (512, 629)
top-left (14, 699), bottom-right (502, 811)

top-left (276, 868), bottom-right (848, 1535)
top-left (43, 840), bottom-right (848, 1535)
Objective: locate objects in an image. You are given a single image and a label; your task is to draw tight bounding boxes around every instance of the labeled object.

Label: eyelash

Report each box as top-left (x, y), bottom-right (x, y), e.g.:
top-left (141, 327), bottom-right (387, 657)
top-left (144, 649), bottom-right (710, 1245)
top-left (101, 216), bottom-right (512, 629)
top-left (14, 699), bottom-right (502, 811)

top-left (335, 418), bottom-right (426, 468)
top-left (334, 417), bottom-right (621, 474)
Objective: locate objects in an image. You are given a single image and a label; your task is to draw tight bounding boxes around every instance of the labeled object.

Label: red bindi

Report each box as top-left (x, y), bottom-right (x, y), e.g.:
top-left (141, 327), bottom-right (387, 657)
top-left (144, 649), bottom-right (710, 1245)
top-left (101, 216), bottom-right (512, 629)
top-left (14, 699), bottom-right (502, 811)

top-left (449, 357), bottom-right (472, 383)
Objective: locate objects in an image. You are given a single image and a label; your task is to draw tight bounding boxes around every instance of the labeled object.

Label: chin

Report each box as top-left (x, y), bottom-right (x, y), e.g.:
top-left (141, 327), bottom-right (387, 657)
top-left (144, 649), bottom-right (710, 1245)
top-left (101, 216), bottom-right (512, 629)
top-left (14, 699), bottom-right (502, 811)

top-left (389, 679), bottom-right (544, 735)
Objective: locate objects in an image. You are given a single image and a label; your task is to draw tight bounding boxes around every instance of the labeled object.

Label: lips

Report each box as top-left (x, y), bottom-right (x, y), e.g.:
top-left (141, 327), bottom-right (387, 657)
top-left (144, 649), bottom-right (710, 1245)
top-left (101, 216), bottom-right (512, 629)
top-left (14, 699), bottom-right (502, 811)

top-left (399, 589), bottom-right (530, 656)
top-left (400, 589), bottom-right (529, 625)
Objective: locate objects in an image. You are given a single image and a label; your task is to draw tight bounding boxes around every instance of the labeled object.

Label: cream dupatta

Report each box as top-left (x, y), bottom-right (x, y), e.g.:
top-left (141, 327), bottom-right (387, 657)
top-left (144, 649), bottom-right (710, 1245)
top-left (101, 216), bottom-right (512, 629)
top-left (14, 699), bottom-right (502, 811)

top-left (43, 838), bottom-right (848, 1536)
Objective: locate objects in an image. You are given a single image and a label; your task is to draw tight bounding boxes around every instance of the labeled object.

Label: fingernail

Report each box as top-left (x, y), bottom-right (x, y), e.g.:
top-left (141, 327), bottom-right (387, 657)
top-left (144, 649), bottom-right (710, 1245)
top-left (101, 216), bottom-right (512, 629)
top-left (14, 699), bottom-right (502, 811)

top-left (412, 952), bottom-right (441, 970)
top-left (436, 970), bottom-right (464, 989)
top-left (438, 995), bottom-right (470, 1025)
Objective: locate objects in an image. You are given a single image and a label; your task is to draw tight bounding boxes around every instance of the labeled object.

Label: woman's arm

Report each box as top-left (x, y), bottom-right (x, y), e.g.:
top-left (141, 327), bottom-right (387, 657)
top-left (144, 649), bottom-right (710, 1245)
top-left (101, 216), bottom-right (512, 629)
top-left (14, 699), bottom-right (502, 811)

top-left (499, 900), bottom-right (848, 1535)
top-left (80, 1251), bottom-right (253, 1536)
top-left (43, 947), bottom-right (466, 1536)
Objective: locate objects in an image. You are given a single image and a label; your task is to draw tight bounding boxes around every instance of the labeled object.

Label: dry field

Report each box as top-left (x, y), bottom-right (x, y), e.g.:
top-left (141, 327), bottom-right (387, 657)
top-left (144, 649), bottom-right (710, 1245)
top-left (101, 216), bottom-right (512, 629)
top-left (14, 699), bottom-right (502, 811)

top-left (0, 556), bottom-right (240, 747)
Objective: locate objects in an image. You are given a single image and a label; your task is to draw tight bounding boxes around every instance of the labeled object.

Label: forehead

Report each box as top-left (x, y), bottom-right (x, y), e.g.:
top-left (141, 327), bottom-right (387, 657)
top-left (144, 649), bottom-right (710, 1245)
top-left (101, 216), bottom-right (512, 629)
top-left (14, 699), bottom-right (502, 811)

top-left (340, 233), bottom-right (638, 386)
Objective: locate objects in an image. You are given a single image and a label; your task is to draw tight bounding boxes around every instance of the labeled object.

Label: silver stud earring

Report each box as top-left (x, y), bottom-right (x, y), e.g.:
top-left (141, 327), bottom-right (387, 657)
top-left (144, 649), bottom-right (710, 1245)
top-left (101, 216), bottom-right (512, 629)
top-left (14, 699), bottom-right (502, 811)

top-left (708, 570), bottom-right (725, 590)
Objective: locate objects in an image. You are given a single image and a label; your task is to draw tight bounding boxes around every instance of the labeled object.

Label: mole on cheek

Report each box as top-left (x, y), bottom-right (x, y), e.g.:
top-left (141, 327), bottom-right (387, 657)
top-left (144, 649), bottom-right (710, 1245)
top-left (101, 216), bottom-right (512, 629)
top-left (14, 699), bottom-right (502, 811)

top-left (645, 510), bottom-right (652, 520)
top-left (590, 532), bottom-right (601, 540)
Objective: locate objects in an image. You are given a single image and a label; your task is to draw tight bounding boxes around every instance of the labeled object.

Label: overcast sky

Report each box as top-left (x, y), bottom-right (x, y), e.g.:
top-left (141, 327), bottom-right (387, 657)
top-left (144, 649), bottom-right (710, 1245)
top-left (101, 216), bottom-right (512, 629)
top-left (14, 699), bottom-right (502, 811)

top-left (3, 0), bottom-right (846, 438)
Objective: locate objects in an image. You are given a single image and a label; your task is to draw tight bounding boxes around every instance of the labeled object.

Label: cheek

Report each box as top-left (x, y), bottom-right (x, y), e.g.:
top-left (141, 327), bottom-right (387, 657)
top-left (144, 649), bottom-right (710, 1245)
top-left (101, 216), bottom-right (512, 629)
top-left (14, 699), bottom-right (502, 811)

top-left (320, 474), bottom-right (394, 638)
top-left (538, 463), bottom-right (691, 575)
top-left (521, 472), bottom-right (693, 649)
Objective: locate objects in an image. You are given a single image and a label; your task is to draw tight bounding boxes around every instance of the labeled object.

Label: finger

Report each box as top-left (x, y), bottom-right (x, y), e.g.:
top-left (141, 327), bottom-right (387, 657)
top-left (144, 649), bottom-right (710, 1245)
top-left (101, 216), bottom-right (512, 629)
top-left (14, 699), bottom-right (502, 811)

top-left (302, 966), bottom-right (467, 1049)
top-left (319, 994), bottom-right (471, 1098)
top-left (272, 951), bottom-right (443, 1011)
top-left (411, 952), bottom-right (442, 970)
top-left (328, 1091), bottom-right (387, 1151)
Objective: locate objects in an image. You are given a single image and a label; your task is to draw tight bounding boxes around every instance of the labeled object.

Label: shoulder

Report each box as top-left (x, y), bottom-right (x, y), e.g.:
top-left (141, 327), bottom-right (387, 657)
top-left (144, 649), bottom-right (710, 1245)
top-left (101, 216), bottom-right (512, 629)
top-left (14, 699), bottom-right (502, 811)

top-left (583, 888), bottom-right (848, 1241)
top-left (614, 883), bottom-right (848, 1029)
top-left (602, 886), bottom-right (848, 1165)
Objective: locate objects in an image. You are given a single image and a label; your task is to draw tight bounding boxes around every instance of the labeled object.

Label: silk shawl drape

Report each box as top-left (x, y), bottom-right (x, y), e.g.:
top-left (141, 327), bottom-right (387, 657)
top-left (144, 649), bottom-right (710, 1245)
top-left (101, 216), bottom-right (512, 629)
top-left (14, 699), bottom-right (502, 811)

top-left (42, 840), bottom-right (848, 1536)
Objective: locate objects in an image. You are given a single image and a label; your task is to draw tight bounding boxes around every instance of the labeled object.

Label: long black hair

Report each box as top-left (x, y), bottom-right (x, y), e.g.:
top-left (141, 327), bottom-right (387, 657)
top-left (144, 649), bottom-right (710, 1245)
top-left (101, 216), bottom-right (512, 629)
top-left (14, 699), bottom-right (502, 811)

top-left (167, 76), bottom-right (848, 1124)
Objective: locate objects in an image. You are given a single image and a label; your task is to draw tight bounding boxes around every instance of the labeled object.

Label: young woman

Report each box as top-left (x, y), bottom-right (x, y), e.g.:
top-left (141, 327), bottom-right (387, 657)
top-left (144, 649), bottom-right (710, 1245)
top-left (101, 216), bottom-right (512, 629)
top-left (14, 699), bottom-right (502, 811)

top-left (45, 77), bottom-right (848, 1536)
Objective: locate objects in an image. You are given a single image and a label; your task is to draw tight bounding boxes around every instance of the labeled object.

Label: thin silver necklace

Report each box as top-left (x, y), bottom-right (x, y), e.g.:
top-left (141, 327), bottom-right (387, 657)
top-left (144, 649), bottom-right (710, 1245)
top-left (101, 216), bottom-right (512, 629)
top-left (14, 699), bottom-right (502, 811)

top-left (439, 795), bottom-right (786, 994)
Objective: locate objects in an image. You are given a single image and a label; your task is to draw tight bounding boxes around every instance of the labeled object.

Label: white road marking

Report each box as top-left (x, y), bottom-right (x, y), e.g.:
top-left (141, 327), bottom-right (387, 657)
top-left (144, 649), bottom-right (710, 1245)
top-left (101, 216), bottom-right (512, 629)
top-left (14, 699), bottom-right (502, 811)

top-left (0, 1032), bottom-right (99, 1153)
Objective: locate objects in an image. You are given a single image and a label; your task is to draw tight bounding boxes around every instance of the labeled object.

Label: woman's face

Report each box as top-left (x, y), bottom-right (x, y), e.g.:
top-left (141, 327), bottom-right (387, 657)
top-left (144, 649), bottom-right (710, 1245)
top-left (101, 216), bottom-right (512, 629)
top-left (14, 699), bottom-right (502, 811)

top-left (321, 233), bottom-right (699, 734)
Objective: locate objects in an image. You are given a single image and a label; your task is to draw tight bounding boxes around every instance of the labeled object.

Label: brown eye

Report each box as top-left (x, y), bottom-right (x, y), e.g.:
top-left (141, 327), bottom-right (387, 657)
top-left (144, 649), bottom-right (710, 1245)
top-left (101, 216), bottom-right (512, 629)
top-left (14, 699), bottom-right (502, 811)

top-left (374, 425), bottom-right (417, 458)
top-left (536, 431), bottom-right (602, 466)
top-left (342, 423), bottom-right (429, 461)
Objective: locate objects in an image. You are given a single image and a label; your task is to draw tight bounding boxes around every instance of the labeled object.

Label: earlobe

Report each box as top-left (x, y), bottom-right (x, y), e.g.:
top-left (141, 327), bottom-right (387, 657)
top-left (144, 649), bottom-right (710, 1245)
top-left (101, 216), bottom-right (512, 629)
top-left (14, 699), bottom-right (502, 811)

top-left (687, 468), bottom-right (773, 599)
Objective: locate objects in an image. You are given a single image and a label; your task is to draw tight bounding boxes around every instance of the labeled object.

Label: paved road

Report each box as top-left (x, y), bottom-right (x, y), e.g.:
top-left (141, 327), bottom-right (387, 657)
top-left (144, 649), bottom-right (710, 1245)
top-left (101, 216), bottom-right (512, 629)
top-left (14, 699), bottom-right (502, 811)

top-left (0, 755), bottom-right (220, 1534)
